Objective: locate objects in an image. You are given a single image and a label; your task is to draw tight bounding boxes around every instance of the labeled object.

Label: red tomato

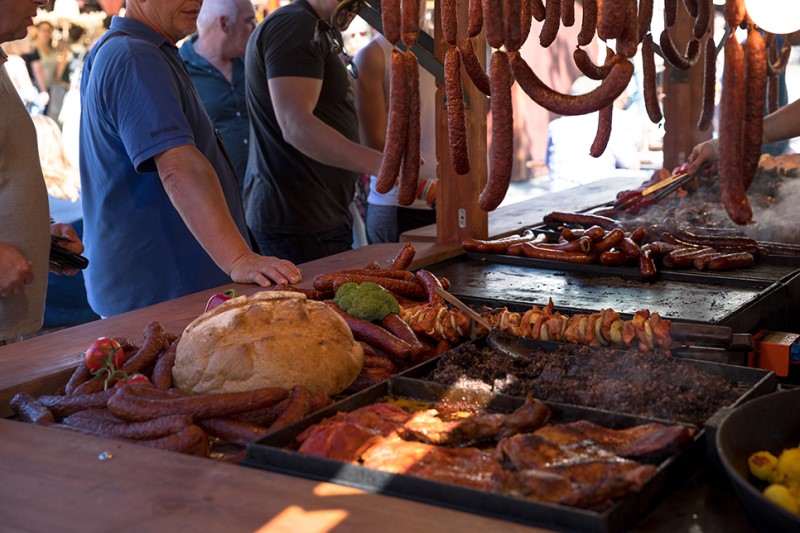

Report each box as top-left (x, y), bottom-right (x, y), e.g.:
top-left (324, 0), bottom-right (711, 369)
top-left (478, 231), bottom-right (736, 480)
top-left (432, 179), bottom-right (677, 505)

top-left (84, 337), bottom-right (124, 372)
top-left (114, 373), bottom-right (151, 388)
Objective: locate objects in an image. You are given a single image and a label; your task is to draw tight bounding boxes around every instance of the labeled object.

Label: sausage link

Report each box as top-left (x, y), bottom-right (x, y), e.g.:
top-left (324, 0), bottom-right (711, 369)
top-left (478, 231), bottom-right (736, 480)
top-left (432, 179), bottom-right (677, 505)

top-left (638, 249), bottom-right (658, 280)
top-left (697, 35), bottom-right (717, 131)
top-left (65, 361), bottom-right (92, 395)
top-left (483, 0), bottom-right (506, 49)
top-left (413, 269), bottom-right (445, 305)
top-left (401, 0), bottom-right (420, 46)
top-left (120, 321), bottom-right (168, 378)
top-left (693, 0), bottom-right (711, 38)
top-left (108, 384), bottom-right (289, 422)
top-left (327, 274), bottom-right (426, 300)
top-left (382, 0), bottom-right (401, 45)
top-left (468, 0), bottom-right (483, 37)
top-left (590, 103), bottom-right (613, 157)
top-left (505, 0), bottom-right (523, 51)
top-left (272, 284), bottom-right (332, 300)
top-left (511, 51), bottom-right (633, 115)
top-left (577, 0), bottom-right (597, 46)
top-left (593, 228), bottom-right (625, 253)
top-left (63, 409), bottom-right (193, 439)
top-left (560, 0), bottom-right (575, 27)
top-left (723, 0), bottom-right (745, 27)
top-left (313, 269), bottom-right (415, 291)
top-left (442, 0), bottom-right (458, 46)
top-left (599, 250), bottom-right (631, 266)
top-left (129, 424), bottom-right (210, 456)
top-left (718, 34), bottom-right (752, 225)
top-left (390, 243), bottom-right (416, 270)
top-left (458, 38), bottom-right (491, 96)
top-left (573, 46), bottom-right (621, 81)
top-left (742, 27), bottom-right (767, 191)
top-left (542, 211), bottom-right (622, 230)
top-left (539, 0), bottom-right (561, 47)
top-left (38, 389), bottom-right (117, 417)
top-left (363, 352), bottom-right (401, 373)
top-left (666, 246), bottom-right (716, 267)
top-left (538, 235), bottom-right (593, 253)
top-left (480, 51), bottom-right (514, 211)
top-left (376, 50), bottom-right (409, 194)
top-left (519, 0), bottom-right (533, 47)
top-left (380, 313), bottom-right (425, 356)
top-left (637, 0), bottom-right (653, 44)
top-left (151, 336), bottom-right (179, 390)
top-left (462, 230), bottom-right (542, 253)
top-left (618, 237), bottom-right (641, 258)
top-left (664, 0), bottom-right (677, 27)
top-left (660, 29), bottom-right (701, 70)
top-left (642, 33), bottom-right (663, 124)
top-left (11, 392), bottom-right (55, 425)
top-left (598, 0), bottom-right (627, 39)
top-left (615, 0), bottom-right (639, 58)
top-left (198, 417), bottom-right (270, 446)
top-left (684, 0), bottom-right (698, 17)
top-left (707, 252), bottom-right (755, 270)
top-left (519, 243), bottom-right (598, 263)
top-left (445, 47), bottom-right (471, 175)
top-left (530, 0), bottom-right (545, 21)
top-left (398, 51), bottom-right (421, 206)
top-left (326, 303), bottom-right (414, 360)
top-left (266, 386), bottom-right (315, 433)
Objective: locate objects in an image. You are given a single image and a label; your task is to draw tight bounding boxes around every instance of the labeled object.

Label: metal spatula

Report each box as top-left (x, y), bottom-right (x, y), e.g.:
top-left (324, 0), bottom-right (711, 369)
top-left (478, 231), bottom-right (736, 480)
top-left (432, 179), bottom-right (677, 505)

top-left (433, 287), bottom-right (525, 359)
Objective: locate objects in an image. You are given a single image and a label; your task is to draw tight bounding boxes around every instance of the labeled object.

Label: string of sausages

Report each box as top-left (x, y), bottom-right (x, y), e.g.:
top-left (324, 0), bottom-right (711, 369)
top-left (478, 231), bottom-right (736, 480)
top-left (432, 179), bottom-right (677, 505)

top-left (10, 322), bottom-right (333, 455)
top-left (375, 0), bottom-right (422, 206)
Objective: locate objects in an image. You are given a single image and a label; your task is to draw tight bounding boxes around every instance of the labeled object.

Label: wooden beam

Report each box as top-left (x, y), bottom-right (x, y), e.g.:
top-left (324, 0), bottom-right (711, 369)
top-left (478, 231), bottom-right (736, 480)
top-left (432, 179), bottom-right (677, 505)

top-left (434, 0), bottom-right (489, 243)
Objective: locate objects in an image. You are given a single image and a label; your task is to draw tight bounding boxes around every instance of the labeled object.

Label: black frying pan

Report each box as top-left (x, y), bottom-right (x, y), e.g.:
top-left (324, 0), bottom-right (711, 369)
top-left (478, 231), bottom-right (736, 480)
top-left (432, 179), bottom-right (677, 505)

top-left (715, 388), bottom-right (800, 532)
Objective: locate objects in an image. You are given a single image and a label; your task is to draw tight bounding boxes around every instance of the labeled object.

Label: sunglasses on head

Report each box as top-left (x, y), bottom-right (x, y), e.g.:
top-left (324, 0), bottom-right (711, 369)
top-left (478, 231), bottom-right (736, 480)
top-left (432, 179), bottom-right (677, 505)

top-left (312, 0), bottom-right (363, 79)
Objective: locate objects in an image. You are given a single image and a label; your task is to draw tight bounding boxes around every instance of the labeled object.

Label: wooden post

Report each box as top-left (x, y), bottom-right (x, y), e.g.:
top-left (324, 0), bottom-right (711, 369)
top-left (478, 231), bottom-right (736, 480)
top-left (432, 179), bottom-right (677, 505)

top-left (434, 0), bottom-right (489, 243)
top-left (662, 8), bottom-right (713, 169)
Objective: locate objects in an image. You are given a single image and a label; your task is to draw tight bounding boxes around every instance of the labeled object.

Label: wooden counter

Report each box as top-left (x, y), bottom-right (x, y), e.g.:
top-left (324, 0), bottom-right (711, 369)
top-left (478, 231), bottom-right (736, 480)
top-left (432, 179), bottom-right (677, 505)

top-left (0, 197), bottom-right (759, 532)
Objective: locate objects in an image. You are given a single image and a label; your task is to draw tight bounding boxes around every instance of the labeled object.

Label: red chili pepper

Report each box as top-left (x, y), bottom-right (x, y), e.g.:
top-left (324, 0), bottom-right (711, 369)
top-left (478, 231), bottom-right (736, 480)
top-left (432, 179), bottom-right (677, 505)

top-left (204, 288), bottom-right (238, 313)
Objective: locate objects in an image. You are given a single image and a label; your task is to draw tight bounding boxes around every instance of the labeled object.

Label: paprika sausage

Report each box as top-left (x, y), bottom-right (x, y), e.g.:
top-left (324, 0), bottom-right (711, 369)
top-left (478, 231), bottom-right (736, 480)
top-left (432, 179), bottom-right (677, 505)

top-left (718, 34), bottom-right (752, 224)
top-left (38, 389), bottom-right (117, 417)
top-left (442, 0), bottom-right (458, 46)
top-left (380, 313), bottom-right (425, 356)
top-left (519, 243), bottom-right (598, 264)
top-left (326, 303), bottom-right (414, 361)
top-left (707, 252), bottom-right (755, 270)
top-left (376, 50), bottom-right (409, 194)
top-left (483, 0), bottom-right (506, 49)
top-left (560, 0), bottom-right (575, 27)
top-left (723, 0), bottom-right (745, 27)
top-left (505, 0), bottom-right (523, 51)
top-left (659, 29), bottom-right (701, 70)
top-left (266, 386), bottom-right (315, 433)
top-left (151, 336), bottom-right (180, 390)
top-left (480, 51), bottom-right (514, 211)
top-left (445, 47), bottom-right (470, 175)
top-left (742, 27), bottom-right (767, 191)
top-left (401, 0), bottom-right (420, 47)
top-left (63, 410), bottom-right (193, 439)
top-left (573, 46), bottom-right (621, 81)
top-left (382, 0), bottom-right (401, 45)
top-left (637, 0), bottom-right (653, 44)
top-left (577, 0), bottom-right (597, 46)
top-left (11, 392), bottom-right (55, 425)
top-left (458, 38), bottom-right (491, 96)
top-left (511, 51), bottom-right (633, 115)
top-left (198, 417), bottom-right (271, 445)
top-left (390, 242), bottom-right (416, 270)
top-left (642, 33), bottom-right (663, 124)
top-left (463, 230), bottom-right (543, 254)
top-left (542, 211), bottom-right (622, 230)
top-left (539, 0), bottom-right (561, 48)
top-left (590, 103), bottom-right (613, 158)
top-left (397, 50), bottom-right (421, 206)
top-left (468, 0), bottom-right (483, 37)
top-left (697, 35), bottom-right (716, 131)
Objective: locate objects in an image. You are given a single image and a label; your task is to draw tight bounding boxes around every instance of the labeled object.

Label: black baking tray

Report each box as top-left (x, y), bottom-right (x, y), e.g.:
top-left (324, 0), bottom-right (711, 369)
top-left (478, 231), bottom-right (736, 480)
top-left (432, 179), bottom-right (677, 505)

top-left (427, 255), bottom-right (784, 333)
top-left (398, 338), bottom-right (776, 465)
top-left (244, 378), bottom-right (702, 533)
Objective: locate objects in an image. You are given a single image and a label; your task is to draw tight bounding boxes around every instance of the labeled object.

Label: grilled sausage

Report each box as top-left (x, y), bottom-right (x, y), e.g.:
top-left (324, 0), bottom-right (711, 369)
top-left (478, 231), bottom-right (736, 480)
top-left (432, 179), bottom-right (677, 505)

top-left (327, 303), bottom-right (414, 360)
top-left (390, 243), bottom-right (416, 270)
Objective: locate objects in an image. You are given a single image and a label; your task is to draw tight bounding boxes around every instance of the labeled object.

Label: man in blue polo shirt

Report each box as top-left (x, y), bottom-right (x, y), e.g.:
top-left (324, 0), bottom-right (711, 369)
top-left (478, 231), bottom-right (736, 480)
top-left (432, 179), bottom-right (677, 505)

top-left (79, 0), bottom-right (301, 317)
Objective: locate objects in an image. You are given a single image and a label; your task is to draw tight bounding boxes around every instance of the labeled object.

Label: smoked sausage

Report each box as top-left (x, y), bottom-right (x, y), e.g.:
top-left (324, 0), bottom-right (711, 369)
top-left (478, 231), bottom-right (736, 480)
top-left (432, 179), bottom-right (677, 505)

top-left (376, 50), bottom-right (409, 193)
top-left (445, 47), bottom-right (470, 175)
top-left (479, 51), bottom-right (514, 211)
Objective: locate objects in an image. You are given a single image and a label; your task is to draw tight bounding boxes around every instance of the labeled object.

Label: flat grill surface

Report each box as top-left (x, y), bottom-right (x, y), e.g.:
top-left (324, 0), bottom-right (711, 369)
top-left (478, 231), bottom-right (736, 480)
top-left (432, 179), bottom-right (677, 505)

top-left (428, 257), bottom-right (781, 330)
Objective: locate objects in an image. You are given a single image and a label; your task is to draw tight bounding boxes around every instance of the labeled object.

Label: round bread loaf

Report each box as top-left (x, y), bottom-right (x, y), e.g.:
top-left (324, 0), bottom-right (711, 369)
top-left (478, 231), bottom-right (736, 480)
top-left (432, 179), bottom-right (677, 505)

top-left (172, 291), bottom-right (364, 396)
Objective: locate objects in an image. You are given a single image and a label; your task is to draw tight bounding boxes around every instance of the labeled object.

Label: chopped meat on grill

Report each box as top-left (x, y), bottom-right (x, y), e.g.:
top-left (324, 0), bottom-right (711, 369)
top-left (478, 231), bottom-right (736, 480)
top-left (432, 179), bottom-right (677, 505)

top-left (400, 395), bottom-right (551, 445)
top-left (430, 341), bottom-right (742, 426)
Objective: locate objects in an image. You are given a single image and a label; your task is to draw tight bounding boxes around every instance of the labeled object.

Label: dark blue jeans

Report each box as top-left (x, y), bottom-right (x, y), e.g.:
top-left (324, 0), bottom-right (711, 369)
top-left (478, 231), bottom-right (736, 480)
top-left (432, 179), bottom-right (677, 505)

top-left (252, 223), bottom-right (353, 265)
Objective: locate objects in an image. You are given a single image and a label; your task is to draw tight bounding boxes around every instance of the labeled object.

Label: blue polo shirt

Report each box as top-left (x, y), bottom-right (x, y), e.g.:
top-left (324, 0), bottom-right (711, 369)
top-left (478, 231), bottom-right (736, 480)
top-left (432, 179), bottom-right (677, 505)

top-left (79, 17), bottom-right (249, 317)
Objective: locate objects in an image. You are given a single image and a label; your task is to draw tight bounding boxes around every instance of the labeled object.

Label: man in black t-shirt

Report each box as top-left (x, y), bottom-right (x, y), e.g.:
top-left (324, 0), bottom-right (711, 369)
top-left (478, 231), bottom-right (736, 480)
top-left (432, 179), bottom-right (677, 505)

top-left (244, 0), bottom-right (383, 264)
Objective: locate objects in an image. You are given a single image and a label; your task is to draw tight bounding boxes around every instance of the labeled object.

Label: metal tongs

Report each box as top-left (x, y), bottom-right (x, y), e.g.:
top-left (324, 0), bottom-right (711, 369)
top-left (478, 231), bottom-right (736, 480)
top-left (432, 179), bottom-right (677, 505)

top-left (612, 162), bottom-right (711, 212)
top-left (434, 287), bottom-right (525, 359)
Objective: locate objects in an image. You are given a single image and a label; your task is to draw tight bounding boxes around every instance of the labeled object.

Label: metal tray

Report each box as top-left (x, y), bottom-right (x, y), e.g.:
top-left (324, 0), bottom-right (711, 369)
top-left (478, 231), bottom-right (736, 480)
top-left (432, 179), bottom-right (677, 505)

top-left (429, 256), bottom-right (782, 333)
top-left (398, 338), bottom-right (776, 464)
top-left (244, 378), bottom-right (702, 533)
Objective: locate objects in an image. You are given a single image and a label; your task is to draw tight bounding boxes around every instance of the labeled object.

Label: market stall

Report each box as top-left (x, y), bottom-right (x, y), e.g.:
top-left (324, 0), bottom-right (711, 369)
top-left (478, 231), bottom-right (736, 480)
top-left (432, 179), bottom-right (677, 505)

top-left (4, 1), bottom-right (800, 531)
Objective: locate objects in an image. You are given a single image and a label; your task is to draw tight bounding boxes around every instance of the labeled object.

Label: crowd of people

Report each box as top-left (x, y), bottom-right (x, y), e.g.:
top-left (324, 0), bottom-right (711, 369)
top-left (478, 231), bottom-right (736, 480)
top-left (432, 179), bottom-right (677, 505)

top-left (3, 0), bottom-right (797, 345)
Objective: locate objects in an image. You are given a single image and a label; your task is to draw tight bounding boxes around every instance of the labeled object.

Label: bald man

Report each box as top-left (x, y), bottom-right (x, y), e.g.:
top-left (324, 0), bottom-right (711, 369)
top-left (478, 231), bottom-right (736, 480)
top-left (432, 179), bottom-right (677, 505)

top-left (180, 0), bottom-right (256, 188)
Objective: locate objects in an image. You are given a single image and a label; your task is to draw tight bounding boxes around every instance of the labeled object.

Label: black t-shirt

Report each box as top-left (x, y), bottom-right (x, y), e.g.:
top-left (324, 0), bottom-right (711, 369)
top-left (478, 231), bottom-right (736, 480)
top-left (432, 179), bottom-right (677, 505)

top-left (243, 0), bottom-right (359, 234)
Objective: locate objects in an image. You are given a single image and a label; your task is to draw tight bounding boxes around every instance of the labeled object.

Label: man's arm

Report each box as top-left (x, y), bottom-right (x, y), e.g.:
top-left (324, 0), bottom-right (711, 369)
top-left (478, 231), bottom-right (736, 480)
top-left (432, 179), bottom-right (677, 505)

top-left (0, 243), bottom-right (34, 298)
top-left (268, 76), bottom-right (383, 176)
top-left (155, 145), bottom-right (302, 285)
top-left (353, 42), bottom-right (388, 151)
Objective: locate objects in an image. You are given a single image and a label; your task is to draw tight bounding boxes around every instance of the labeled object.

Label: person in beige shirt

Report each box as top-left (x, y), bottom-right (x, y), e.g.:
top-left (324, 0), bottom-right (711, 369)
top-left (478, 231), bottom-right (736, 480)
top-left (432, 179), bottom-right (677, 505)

top-left (0, 0), bottom-right (84, 343)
